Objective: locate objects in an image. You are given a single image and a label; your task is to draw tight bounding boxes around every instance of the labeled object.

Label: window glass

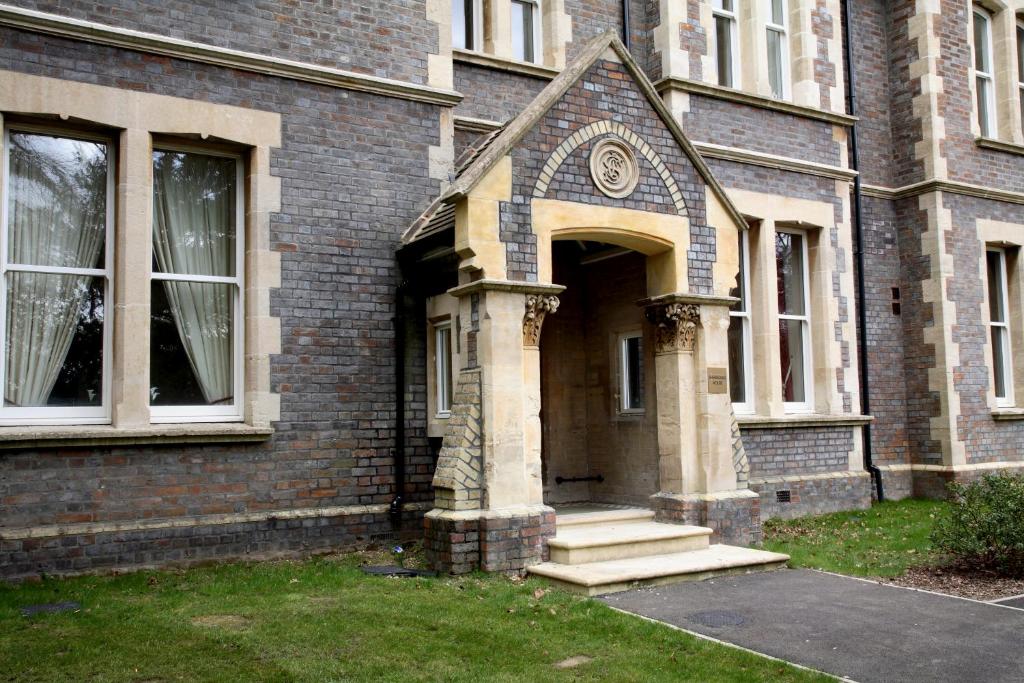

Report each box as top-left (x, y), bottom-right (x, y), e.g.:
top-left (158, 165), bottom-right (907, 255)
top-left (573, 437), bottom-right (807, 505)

top-left (767, 30), bottom-right (785, 98)
top-left (3, 131), bottom-right (109, 413)
top-left (728, 230), bottom-right (751, 406)
top-left (987, 250), bottom-right (1012, 403)
top-left (452, 0), bottom-right (475, 50)
top-left (151, 149), bottom-right (240, 412)
top-left (1017, 22), bottom-right (1024, 128)
top-left (435, 324), bottom-right (453, 415)
top-left (776, 232), bottom-right (805, 316)
top-left (512, 0), bottom-right (537, 63)
top-left (776, 231), bottom-right (809, 406)
top-left (770, 0), bottom-right (785, 25)
top-left (713, 0), bottom-right (737, 88)
top-left (621, 334), bottom-right (644, 411)
top-left (974, 8), bottom-right (995, 136)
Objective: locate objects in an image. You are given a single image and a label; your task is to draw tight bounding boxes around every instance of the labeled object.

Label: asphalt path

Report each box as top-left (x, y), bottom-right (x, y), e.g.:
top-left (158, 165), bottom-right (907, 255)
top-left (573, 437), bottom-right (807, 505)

top-left (601, 568), bottom-right (1024, 682)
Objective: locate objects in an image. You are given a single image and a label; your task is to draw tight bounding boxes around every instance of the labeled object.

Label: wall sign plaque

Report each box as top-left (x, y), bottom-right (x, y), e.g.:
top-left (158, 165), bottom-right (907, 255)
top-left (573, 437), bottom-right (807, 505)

top-left (589, 137), bottom-right (639, 199)
top-left (707, 368), bottom-right (728, 394)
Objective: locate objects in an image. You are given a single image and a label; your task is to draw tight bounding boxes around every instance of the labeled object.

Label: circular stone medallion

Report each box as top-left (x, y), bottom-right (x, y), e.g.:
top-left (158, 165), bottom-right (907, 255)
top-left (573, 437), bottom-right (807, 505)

top-left (589, 137), bottom-right (640, 199)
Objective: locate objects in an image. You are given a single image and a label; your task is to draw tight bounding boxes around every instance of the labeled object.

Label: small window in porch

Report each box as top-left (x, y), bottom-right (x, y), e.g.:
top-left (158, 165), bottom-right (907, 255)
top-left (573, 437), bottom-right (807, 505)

top-left (435, 322), bottom-right (453, 416)
top-left (619, 332), bottom-right (644, 413)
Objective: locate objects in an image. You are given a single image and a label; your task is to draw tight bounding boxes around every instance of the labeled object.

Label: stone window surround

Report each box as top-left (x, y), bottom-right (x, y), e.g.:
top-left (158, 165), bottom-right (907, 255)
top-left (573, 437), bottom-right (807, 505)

top-left (969, 1), bottom-right (1024, 146)
top-left (426, 293), bottom-right (463, 438)
top-left (447, 0), bottom-right (571, 71)
top-left (724, 187), bottom-right (853, 421)
top-left (696, 0), bottom-right (835, 111)
top-left (979, 219), bottom-right (1024, 416)
top-left (0, 70), bottom-right (282, 446)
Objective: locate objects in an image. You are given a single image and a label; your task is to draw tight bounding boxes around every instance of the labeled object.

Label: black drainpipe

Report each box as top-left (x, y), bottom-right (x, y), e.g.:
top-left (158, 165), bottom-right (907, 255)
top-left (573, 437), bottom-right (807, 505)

top-left (389, 280), bottom-right (410, 525)
top-left (842, 0), bottom-right (884, 502)
top-left (621, 0), bottom-right (631, 51)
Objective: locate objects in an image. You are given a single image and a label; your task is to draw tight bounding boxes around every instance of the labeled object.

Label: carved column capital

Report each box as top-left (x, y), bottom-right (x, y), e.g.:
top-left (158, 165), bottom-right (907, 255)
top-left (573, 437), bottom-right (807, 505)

top-left (523, 294), bottom-right (560, 347)
top-left (645, 302), bottom-right (700, 353)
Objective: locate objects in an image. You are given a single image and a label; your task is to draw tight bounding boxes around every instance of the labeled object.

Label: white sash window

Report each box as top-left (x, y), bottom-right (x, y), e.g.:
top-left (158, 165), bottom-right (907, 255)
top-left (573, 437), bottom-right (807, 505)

top-left (776, 229), bottom-right (811, 412)
top-left (973, 6), bottom-right (996, 137)
top-left (729, 229), bottom-right (754, 412)
top-left (987, 248), bottom-right (1014, 407)
top-left (766, 0), bottom-right (790, 99)
top-left (713, 0), bottom-right (740, 88)
top-left (150, 147), bottom-right (244, 422)
top-left (0, 128), bottom-right (113, 425)
top-left (512, 0), bottom-right (542, 64)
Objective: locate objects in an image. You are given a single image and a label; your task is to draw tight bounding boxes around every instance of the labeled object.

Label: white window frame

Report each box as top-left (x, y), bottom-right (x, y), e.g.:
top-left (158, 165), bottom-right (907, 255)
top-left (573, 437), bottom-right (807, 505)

top-left (1017, 18), bottom-right (1024, 135)
top-left (618, 331), bottom-right (644, 414)
top-left (974, 6), bottom-right (997, 137)
top-left (765, 0), bottom-right (790, 99)
top-left (777, 227), bottom-right (812, 413)
top-left (434, 321), bottom-right (453, 417)
top-left (987, 247), bottom-right (1014, 407)
top-left (452, 0), bottom-right (484, 52)
top-left (0, 125), bottom-right (114, 426)
top-left (149, 143), bottom-right (245, 424)
top-left (731, 229), bottom-right (755, 414)
top-left (511, 0), bottom-right (543, 64)
top-left (712, 0), bottom-right (740, 89)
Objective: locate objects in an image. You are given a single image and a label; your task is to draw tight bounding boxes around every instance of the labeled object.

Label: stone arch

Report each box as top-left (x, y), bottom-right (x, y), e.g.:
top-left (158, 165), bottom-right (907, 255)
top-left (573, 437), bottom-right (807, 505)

top-left (532, 121), bottom-right (688, 215)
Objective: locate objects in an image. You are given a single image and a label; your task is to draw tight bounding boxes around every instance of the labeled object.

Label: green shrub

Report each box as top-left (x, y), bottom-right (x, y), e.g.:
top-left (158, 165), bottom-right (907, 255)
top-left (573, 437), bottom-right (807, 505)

top-left (931, 473), bottom-right (1024, 576)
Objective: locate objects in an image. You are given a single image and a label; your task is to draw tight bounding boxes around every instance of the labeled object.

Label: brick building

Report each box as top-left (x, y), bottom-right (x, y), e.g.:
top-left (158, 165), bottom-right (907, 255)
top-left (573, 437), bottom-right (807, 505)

top-left (0, 0), bottom-right (1022, 581)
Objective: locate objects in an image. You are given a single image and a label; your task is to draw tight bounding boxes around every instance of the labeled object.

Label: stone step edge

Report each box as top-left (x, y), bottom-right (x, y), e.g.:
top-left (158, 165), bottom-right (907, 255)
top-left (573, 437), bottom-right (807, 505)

top-left (547, 524), bottom-right (712, 550)
top-left (555, 508), bottom-right (655, 528)
top-left (527, 546), bottom-right (790, 587)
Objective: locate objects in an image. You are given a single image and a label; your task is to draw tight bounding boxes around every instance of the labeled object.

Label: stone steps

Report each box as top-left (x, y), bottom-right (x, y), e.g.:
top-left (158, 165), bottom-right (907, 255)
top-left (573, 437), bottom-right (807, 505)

top-left (554, 506), bottom-right (655, 530)
top-left (528, 545), bottom-right (791, 596)
top-left (547, 521), bottom-right (711, 564)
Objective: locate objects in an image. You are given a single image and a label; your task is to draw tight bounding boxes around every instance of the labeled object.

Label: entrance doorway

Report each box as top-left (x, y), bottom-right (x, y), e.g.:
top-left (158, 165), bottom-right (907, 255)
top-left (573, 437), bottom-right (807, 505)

top-left (540, 241), bottom-right (659, 507)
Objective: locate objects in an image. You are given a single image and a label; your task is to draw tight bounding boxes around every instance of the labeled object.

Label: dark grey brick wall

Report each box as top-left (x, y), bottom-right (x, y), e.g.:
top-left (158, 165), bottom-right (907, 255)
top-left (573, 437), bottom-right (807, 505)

top-left (0, 27), bottom-right (440, 575)
top-left (741, 426), bottom-right (854, 479)
top-left (753, 473), bottom-right (871, 520)
top-left (454, 64), bottom-right (548, 123)
top-left (7, 0), bottom-right (437, 84)
top-left (679, 97), bottom-right (842, 167)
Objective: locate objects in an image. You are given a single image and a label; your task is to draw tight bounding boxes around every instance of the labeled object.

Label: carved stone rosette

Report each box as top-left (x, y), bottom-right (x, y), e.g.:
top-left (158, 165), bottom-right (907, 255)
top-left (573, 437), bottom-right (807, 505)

top-left (645, 302), bottom-right (700, 353)
top-left (523, 295), bottom-right (560, 346)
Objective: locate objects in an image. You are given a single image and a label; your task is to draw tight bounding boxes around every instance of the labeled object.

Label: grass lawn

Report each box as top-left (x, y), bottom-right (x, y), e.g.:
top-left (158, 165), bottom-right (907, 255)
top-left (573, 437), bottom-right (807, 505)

top-left (0, 551), bottom-right (830, 683)
top-left (763, 498), bottom-right (946, 577)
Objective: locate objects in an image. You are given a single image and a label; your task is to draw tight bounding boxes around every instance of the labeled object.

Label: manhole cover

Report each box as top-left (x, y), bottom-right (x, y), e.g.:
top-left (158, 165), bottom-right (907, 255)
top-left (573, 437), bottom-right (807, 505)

top-left (361, 565), bottom-right (437, 578)
top-left (686, 610), bottom-right (745, 628)
top-left (20, 601), bottom-right (81, 617)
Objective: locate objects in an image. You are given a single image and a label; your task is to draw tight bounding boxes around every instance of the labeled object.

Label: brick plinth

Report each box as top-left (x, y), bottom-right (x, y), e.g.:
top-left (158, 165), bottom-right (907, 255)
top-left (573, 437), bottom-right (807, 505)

top-left (751, 472), bottom-right (872, 520)
top-left (2, 508), bottom-right (425, 581)
top-left (424, 507), bottom-right (555, 574)
top-left (650, 490), bottom-right (762, 546)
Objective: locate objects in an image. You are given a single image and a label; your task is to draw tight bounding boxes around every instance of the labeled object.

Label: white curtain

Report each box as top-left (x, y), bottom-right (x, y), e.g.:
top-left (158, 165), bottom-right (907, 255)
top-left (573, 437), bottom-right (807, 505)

top-left (5, 134), bottom-right (106, 407)
top-left (152, 152), bottom-right (235, 405)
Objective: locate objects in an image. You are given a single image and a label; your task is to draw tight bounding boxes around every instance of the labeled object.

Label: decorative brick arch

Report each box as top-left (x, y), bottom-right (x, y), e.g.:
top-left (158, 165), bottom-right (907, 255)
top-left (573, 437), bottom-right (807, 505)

top-left (532, 120), bottom-right (688, 215)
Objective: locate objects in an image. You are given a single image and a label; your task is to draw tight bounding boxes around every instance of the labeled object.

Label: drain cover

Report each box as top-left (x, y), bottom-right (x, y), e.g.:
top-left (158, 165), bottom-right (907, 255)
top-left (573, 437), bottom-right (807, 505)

top-left (361, 565), bottom-right (437, 578)
top-left (686, 610), bottom-right (745, 628)
top-left (20, 601), bottom-right (81, 617)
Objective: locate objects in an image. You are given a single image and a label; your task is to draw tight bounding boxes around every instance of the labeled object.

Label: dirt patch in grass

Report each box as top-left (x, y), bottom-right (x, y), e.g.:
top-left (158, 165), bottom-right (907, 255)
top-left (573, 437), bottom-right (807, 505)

top-left (190, 614), bottom-right (251, 630)
top-left (884, 564), bottom-right (1024, 601)
top-left (553, 655), bottom-right (593, 669)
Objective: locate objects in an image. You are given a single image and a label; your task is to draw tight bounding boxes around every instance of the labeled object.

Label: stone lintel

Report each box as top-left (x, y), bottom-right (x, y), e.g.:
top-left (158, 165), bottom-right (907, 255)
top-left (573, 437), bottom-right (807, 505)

top-left (447, 279), bottom-right (566, 298)
top-left (637, 291), bottom-right (739, 310)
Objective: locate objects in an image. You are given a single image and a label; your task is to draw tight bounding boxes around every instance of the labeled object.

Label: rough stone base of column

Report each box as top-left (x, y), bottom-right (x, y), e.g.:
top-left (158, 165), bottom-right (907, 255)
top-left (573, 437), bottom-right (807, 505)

top-left (751, 471), bottom-right (872, 520)
top-left (424, 506), bottom-right (555, 575)
top-left (650, 490), bottom-right (761, 546)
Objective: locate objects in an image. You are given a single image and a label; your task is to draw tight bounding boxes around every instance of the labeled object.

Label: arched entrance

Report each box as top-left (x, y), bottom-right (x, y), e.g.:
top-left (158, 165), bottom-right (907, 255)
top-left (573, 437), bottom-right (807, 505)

top-left (541, 240), bottom-right (658, 506)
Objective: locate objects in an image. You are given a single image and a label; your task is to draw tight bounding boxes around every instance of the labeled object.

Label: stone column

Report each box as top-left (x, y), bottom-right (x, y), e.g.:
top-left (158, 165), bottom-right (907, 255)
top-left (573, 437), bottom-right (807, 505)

top-left (425, 281), bottom-right (561, 574)
top-left (646, 302), bottom-right (701, 495)
top-left (644, 296), bottom-right (761, 546)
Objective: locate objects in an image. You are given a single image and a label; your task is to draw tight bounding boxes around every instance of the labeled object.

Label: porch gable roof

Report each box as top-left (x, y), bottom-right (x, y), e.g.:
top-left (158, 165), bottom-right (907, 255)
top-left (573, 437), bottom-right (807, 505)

top-left (401, 31), bottom-right (749, 246)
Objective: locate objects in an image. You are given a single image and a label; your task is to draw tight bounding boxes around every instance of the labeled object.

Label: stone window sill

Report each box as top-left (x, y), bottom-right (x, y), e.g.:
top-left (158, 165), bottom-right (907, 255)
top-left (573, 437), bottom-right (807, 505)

top-left (976, 137), bottom-right (1024, 156)
top-left (736, 414), bottom-right (872, 429)
top-left (0, 423), bottom-right (274, 450)
top-left (452, 48), bottom-right (560, 80)
top-left (992, 408), bottom-right (1024, 421)
top-left (652, 77), bottom-right (856, 127)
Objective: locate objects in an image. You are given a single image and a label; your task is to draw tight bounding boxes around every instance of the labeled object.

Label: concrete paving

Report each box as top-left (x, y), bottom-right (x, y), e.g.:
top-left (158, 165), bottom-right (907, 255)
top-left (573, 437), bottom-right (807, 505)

top-left (600, 568), bottom-right (1024, 682)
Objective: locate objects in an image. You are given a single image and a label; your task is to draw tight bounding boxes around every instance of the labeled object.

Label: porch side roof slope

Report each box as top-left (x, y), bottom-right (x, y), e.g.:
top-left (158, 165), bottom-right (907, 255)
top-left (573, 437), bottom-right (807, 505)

top-left (401, 30), bottom-right (749, 246)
